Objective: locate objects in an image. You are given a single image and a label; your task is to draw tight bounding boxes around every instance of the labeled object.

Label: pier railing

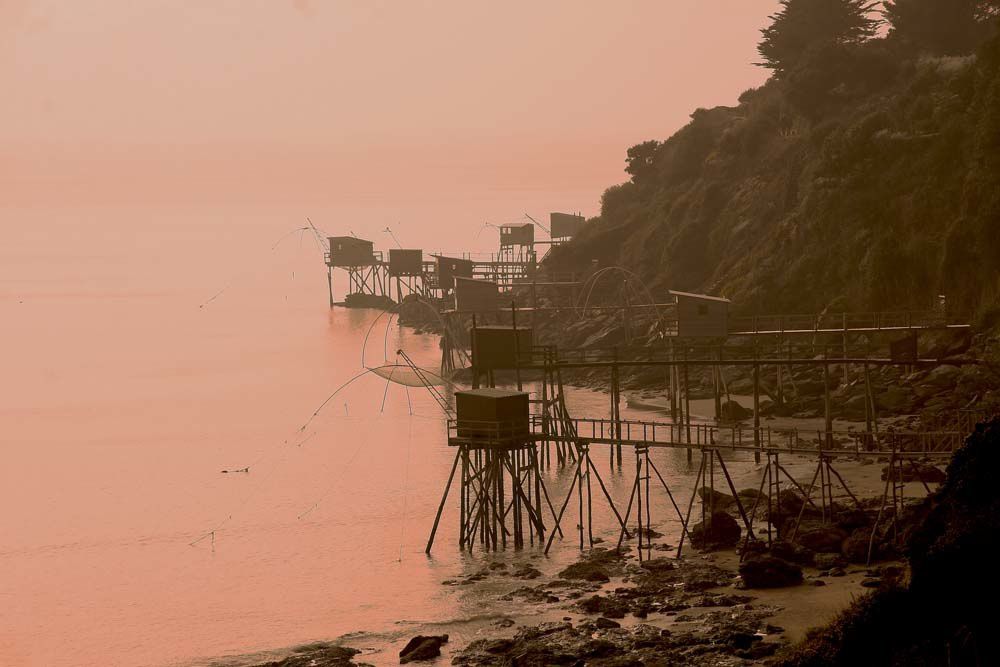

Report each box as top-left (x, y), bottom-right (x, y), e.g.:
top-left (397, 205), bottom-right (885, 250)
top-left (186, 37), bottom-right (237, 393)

top-left (520, 414), bottom-right (964, 458)
top-left (512, 342), bottom-right (958, 367)
top-left (728, 310), bottom-right (965, 335)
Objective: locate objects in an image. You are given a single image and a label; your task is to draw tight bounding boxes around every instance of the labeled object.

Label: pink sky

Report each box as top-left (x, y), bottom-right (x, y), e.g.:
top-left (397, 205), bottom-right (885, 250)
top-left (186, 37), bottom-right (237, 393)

top-left (3, 1), bottom-right (780, 233)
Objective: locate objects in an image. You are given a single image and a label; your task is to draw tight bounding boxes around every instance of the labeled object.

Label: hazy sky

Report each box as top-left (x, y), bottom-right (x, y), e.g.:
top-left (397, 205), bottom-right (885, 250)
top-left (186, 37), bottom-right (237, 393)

top-left (3, 1), bottom-right (780, 233)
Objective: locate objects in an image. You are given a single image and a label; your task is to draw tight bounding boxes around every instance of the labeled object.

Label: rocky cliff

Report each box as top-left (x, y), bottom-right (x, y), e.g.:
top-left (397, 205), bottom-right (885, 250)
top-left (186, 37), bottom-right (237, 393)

top-left (545, 33), bottom-right (1000, 325)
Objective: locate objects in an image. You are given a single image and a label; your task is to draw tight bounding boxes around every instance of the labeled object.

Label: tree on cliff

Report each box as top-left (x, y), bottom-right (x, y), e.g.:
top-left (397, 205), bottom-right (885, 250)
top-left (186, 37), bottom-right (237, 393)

top-left (758, 0), bottom-right (880, 74)
top-left (884, 0), bottom-right (1000, 55)
top-left (624, 140), bottom-right (661, 186)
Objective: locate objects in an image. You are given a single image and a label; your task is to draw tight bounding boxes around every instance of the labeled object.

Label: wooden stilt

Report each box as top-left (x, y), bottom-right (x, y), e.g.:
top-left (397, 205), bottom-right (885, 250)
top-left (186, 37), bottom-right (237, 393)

top-left (676, 455), bottom-right (706, 558)
top-left (776, 337), bottom-right (784, 407)
top-left (545, 454), bottom-right (584, 554)
top-left (577, 444), bottom-right (585, 550)
top-left (616, 470), bottom-right (639, 552)
top-left (714, 450), bottom-right (756, 543)
top-left (512, 301), bottom-right (522, 392)
top-left (585, 445), bottom-right (594, 548)
top-left (683, 349), bottom-right (692, 463)
top-left (635, 447), bottom-right (644, 557)
top-left (425, 449), bottom-right (462, 553)
top-left (823, 360), bottom-right (833, 449)
top-left (669, 339), bottom-right (678, 421)
top-left (753, 353), bottom-right (761, 464)
top-left (643, 447), bottom-right (651, 548)
top-left (646, 457), bottom-right (694, 549)
top-left (471, 314), bottom-right (479, 390)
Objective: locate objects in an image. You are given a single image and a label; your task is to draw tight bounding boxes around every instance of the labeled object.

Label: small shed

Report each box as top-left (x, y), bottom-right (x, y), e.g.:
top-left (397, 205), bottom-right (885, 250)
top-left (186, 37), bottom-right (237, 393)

top-left (388, 249), bottom-right (424, 277)
top-left (670, 290), bottom-right (730, 338)
top-left (500, 223), bottom-right (534, 247)
top-left (472, 325), bottom-right (533, 370)
top-left (455, 388), bottom-right (530, 440)
top-left (327, 236), bottom-right (375, 267)
top-left (454, 277), bottom-right (500, 312)
top-left (550, 212), bottom-right (586, 239)
top-left (435, 255), bottom-right (475, 289)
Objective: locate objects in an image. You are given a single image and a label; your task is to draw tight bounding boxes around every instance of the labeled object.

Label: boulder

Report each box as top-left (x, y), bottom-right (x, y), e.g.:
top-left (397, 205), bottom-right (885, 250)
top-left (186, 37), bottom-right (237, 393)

top-left (814, 552), bottom-right (847, 570)
top-left (835, 509), bottom-right (874, 533)
top-left (764, 489), bottom-right (811, 523)
top-left (639, 557), bottom-right (676, 574)
top-left (769, 540), bottom-right (815, 566)
top-left (690, 511), bottom-right (741, 549)
top-left (841, 528), bottom-right (873, 563)
top-left (878, 387), bottom-right (914, 413)
top-left (720, 400), bottom-right (753, 421)
top-left (796, 526), bottom-right (848, 553)
top-left (269, 644), bottom-right (362, 667)
top-left (399, 635), bottom-right (448, 663)
top-left (881, 461), bottom-right (946, 484)
top-left (722, 630), bottom-right (759, 650)
top-left (728, 377), bottom-right (755, 394)
top-left (739, 555), bottom-right (803, 588)
top-left (511, 565), bottom-right (542, 579)
top-left (558, 561), bottom-right (610, 582)
top-left (579, 594), bottom-right (628, 618)
top-left (841, 393), bottom-right (868, 420)
top-left (922, 364), bottom-right (961, 388)
top-left (344, 293), bottom-right (396, 310)
top-left (697, 486), bottom-right (736, 510)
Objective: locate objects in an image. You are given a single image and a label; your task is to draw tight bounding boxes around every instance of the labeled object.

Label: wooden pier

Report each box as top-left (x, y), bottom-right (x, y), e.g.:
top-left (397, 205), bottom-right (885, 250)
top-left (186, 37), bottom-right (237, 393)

top-left (424, 324), bottom-right (990, 563)
top-left (728, 310), bottom-right (970, 336)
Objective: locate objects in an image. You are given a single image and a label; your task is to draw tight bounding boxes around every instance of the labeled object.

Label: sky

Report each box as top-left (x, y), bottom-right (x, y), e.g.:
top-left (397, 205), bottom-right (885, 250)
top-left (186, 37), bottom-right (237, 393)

top-left (2, 1), bottom-right (781, 242)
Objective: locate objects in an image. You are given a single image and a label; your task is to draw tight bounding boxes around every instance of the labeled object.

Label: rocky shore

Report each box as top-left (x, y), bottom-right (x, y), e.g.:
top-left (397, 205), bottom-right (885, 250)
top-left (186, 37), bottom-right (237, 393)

top-left (251, 462), bottom-right (928, 666)
top-left (249, 416), bottom-right (1000, 667)
top-left (254, 543), bottom-right (906, 667)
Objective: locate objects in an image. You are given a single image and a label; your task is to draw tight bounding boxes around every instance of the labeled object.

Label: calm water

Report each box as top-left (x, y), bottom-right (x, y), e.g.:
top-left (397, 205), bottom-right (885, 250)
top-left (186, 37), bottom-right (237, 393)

top-left (1, 207), bottom-right (757, 666)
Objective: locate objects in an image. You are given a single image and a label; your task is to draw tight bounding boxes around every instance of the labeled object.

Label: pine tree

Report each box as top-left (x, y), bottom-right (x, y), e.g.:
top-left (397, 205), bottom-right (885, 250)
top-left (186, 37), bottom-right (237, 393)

top-left (758, 0), bottom-right (880, 74)
top-left (884, 0), bottom-right (1000, 55)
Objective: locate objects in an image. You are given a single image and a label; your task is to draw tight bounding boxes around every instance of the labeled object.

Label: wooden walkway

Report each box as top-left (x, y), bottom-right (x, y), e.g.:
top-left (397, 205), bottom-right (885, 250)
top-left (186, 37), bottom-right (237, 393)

top-left (728, 310), bottom-right (970, 335)
top-left (448, 416), bottom-right (963, 460)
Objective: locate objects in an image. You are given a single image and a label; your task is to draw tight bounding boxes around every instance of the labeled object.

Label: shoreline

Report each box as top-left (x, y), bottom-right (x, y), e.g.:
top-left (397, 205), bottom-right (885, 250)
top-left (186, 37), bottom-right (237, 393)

top-left (239, 444), bottom-right (927, 667)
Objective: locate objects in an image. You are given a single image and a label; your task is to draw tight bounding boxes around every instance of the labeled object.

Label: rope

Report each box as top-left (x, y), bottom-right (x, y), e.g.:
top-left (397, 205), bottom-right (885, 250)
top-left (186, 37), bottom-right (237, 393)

top-left (297, 368), bottom-right (379, 434)
top-left (198, 226), bottom-right (321, 310)
top-left (360, 309), bottom-right (393, 368)
top-left (382, 312), bottom-right (397, 363)
top-left (296, 431), bottom-right (372, 521)
top-left (397, 419), bottom-right (413, 562)
top-left (380, 359), bottom-right (399, 412)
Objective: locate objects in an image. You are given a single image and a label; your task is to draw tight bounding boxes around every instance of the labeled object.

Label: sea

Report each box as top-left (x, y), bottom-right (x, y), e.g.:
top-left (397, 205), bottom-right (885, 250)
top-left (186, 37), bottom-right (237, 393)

top-left (1, 204), bottom-right (773, 666)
